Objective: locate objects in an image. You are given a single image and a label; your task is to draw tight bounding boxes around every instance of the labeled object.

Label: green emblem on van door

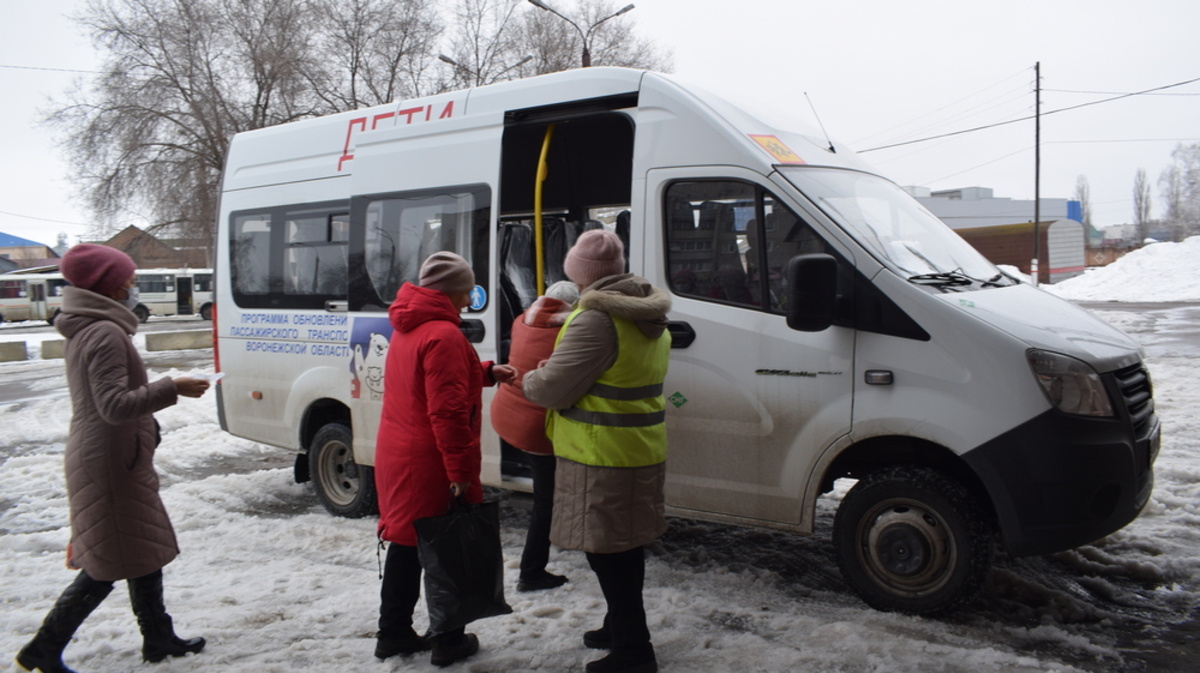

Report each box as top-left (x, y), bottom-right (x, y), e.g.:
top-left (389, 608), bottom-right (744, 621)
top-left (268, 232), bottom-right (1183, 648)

top-left (668, 392), bottom-right (687, 408)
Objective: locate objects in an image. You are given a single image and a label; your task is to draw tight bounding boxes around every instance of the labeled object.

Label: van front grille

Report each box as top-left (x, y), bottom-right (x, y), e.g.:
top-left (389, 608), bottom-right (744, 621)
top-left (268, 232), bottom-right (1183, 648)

top-left (1112, 363), bottom-right (1155, 438)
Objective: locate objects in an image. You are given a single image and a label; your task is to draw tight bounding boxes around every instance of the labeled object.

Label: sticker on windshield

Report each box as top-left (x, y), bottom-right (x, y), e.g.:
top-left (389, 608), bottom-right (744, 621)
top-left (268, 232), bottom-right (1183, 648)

top-left (749, 135), bottom-right (806, 165)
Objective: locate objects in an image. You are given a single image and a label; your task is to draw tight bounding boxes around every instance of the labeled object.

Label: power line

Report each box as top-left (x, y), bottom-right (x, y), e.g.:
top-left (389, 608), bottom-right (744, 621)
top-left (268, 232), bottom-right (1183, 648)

top-left (0, 64), bottom-right (99, 74)
top-left (0, 209), bottom-right (89, 226)
top-left (852, 67), bottom-right (1033, 146)
top-left (1045, 87), bottom-right (1200, 96)
top-left (860, 76), bottom-right (1200, 153)
top-left (1045, 138), bottom-right (1198, 145)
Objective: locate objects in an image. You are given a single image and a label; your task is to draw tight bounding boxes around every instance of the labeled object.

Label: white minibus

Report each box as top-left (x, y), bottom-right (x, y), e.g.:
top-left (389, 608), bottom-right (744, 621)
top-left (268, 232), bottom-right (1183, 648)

top-left (133, 268), bottom-right (215, 322)
top-left (0, 272), bottom-right (69, 323)
top-left (213, 68), bottom-right (1159, 614)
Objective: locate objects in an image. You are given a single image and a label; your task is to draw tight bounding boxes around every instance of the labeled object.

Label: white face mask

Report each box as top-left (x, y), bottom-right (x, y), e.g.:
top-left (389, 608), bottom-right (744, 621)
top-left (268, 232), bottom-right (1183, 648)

top-left (122, 286), bottom-right (140, 311)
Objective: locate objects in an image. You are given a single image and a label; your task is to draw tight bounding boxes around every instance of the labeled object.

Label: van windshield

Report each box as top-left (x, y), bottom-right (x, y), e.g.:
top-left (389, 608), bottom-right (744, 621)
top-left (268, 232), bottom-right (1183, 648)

top-left (781, 168), bottom-right (1015, 289)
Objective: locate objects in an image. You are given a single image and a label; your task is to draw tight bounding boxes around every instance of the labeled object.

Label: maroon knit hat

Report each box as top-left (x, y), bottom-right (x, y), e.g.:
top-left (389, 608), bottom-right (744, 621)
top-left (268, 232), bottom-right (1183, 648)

top-left (419, 251), bottom-right (475, 295)
top-left (59, 244), bottom-right (137, 296)
top-left (564, 229), bottom-right (625, 289)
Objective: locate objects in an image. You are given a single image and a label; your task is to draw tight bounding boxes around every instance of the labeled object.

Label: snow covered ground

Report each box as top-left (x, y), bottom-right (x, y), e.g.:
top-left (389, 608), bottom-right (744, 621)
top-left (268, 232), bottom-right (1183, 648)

top-left (2, 239), bottom-right (1198, 672)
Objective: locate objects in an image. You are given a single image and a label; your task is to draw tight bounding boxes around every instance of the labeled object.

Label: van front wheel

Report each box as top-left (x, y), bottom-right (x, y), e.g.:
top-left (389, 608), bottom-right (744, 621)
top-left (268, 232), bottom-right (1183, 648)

top-left (309, 423), bottom-right (377, 518)
top-left (833, 466), bottom-right (993, 615)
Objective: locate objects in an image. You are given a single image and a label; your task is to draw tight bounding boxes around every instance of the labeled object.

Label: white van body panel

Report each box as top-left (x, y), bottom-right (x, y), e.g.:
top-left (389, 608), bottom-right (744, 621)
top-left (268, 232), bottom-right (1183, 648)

top-left (932, 285), bottom-right (1143, 368)
top-left (850, 273), bottom-right (1050, 453)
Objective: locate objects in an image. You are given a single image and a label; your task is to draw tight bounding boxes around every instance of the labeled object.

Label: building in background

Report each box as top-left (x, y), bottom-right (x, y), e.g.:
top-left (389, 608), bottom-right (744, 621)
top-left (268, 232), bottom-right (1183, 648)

top-left (0, 232), bottom-right (61, 271)
top-left (905, 186), bottom-right (1085, 284)
top-left (100, 225), bottom-right (209, 269)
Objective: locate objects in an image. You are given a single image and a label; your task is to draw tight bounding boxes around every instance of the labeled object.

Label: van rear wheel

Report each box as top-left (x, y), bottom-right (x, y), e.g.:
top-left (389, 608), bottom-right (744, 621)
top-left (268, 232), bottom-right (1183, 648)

top-left (833, 466), bottom-right (993, 615)
top-left (309, 422), bottom-right (377, 518)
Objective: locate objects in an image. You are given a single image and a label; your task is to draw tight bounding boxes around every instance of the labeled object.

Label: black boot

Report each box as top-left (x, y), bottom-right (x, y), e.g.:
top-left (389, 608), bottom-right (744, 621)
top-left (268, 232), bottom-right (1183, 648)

top-left (430, 630), bottom-right (479, 668)
top-left (585, 644), bottom-right (658, 673)
top-left (15, 571), bottom-right (114, 673)
top-left (127, 570), bottom-right (205, 663)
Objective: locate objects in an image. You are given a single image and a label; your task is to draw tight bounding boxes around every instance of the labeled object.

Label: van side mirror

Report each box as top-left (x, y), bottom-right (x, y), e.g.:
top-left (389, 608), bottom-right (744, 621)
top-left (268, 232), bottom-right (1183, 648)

top-left (785, 254), bottom-right (838, 332)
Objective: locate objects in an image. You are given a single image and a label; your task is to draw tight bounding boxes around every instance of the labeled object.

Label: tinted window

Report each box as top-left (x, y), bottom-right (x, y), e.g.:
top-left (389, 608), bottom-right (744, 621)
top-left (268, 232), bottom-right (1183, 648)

top-left (665, 180), bottom-right (831, 313)
top-left (357, 186), bottom-right (491, 310)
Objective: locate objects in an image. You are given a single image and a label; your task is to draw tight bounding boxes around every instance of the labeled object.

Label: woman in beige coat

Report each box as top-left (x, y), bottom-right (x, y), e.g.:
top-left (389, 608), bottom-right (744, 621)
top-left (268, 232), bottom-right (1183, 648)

top-left (16, 244), bottom-right (210, 673)
top-left (523, 230), bottom-right (671, 673)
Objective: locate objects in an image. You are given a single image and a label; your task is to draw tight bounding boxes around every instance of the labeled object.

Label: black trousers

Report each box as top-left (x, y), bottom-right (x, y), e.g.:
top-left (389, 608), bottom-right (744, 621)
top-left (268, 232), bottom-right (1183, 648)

top-left (519, 452), bottom-right (558, 579)
top-left (378, 543), bottom-right (465, 643)
top-left (379, 544), bottom-right (422, 638)
top-left (586, 546), bottom-right (651, 653)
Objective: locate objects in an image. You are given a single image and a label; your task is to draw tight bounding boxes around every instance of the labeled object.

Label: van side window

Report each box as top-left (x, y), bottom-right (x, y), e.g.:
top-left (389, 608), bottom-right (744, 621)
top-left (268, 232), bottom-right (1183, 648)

top-left (232, 212), bottom-right (273, 299)
top-left (665, 180), bottom-right (830, 313)
top-left (1, 280), bottom-right (25, 299)
top-left (285, 210), bottom-right (349, 296)
top-left (666, 181), bottom-right (757, 307)
top-left (137, 274), bottom-right (174, 293)
top-left (358, 185), bottom-right (491, 310)
top-left (229, 201), bottom-right (350, 309)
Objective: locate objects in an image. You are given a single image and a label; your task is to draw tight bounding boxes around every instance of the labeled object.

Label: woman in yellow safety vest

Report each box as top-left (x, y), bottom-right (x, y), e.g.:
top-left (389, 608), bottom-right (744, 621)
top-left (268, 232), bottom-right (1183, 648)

top-left (524, 229), bottom-right (671, 673)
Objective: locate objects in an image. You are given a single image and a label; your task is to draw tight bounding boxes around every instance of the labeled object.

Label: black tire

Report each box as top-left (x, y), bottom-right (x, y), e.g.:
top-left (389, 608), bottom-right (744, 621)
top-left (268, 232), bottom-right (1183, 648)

top-left (199, 303), bottom-right (212, 321)
top-left (308, 422), bottom-right (377, 518)
top-left (833, 465), bottom-right (993, 615)
top-left (133, 304), bottom-right (150, 323)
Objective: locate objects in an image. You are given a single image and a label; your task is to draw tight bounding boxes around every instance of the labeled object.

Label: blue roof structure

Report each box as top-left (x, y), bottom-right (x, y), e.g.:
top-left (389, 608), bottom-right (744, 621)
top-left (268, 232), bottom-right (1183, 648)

top-left (0, 231), bottom-right (48, 248)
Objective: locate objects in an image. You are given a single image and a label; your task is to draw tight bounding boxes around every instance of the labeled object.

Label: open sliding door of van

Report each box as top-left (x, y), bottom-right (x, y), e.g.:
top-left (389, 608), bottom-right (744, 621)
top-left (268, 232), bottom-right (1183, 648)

top-left (644, 167), bottom-right (856, 528)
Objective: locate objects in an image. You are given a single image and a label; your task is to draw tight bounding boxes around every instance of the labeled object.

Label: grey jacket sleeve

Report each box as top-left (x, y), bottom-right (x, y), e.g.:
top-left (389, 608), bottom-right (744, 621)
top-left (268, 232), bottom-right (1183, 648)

top-left (522, 309), bottom-right (618, 410)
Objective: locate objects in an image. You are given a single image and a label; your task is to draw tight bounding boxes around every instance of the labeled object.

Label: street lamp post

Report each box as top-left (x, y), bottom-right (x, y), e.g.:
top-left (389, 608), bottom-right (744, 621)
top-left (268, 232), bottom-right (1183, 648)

top-left (527, 0), bottom-right (635, 67)
top-left (438, 54), bottom-right (534, 86)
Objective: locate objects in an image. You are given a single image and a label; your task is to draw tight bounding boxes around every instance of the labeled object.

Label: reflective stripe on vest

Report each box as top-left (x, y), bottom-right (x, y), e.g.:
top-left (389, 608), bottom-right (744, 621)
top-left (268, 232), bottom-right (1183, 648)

top-left (548, 308), bottom-right (671, 468)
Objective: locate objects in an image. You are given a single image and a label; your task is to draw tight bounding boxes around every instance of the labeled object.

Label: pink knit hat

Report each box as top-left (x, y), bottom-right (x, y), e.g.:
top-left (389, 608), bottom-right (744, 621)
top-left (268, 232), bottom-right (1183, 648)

top-left (419, 251), bottom-right (475, 295)
top-left (59, 244), bottom-right (137, 296)
top-left (564, 230), bottom-right (625, 289)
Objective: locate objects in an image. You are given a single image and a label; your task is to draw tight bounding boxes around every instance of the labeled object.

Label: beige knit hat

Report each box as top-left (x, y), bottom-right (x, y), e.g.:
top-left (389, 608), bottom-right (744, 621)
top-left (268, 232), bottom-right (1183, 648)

top-left (564, 230), bottom-right (625, 289)
top-left (419, 251), bottom-right (475, 295)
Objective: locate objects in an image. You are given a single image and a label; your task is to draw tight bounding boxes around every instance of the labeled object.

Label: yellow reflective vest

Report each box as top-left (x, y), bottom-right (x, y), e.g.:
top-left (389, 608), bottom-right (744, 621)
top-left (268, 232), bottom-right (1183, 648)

top-left (547, 308), bottom-right (671, 468)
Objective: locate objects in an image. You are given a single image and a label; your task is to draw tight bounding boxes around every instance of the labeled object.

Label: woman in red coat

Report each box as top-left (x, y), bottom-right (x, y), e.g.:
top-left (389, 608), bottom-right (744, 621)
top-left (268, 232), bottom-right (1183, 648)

top-left (373, 252), bottom-right (513, 668)
top-left (490, 280), bottom-right (578, 592)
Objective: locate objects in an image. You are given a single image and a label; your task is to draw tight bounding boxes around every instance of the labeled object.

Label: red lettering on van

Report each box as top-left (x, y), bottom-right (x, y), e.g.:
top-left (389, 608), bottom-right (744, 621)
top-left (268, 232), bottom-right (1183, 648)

top-left (338, 101), bottom-right (458, 171)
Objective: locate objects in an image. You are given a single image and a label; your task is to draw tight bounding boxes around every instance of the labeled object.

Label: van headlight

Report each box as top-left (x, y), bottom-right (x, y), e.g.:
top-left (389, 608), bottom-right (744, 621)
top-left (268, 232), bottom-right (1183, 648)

top-left (1027, 350), bottom-right (1114, 417)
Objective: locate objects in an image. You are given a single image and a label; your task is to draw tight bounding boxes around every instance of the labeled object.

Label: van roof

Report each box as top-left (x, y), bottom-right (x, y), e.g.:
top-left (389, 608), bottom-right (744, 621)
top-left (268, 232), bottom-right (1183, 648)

top-left (222, 67), bottom-right (877, 192)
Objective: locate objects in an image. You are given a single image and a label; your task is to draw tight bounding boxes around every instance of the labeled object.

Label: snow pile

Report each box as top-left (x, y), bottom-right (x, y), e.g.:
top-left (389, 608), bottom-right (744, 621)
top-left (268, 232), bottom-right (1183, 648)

top-left (1044, 236), bottom-right (1200, 302)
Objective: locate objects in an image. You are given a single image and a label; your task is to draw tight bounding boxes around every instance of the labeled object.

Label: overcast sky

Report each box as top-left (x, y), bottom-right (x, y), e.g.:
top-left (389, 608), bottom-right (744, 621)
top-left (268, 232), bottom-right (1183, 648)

top-left (2, 0), bottom-right (1198, 249)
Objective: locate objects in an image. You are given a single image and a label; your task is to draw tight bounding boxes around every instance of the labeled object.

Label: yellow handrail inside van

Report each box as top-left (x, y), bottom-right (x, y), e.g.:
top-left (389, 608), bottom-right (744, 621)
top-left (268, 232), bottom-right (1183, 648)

top-left (534, 123), bottom-right (556, 296)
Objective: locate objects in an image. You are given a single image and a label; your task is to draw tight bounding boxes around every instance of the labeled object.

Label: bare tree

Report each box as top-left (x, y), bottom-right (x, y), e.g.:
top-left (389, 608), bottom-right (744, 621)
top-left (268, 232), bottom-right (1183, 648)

top-left (50, 0), bottom-right (670, 250)
top-left (1073, 174), bottom-right (1092, 231)
top-left (1133, 168), bottom-right (1152, 243)
top-left (1169, 142), bottom-right (1200, 238)
top-left (51, 0), bottom-right (323, 243)
top-left (516, 0), bottom-right (672, 74)
top-left (1159, 164), bottom-right (1185, 242)
top-left (307, 0), bottom-right (443, 107)
top-left (439, 0), bottom-right (527, 88)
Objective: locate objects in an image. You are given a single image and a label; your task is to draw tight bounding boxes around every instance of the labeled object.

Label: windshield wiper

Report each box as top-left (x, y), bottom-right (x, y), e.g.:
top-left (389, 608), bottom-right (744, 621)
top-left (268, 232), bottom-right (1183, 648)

top-left (908, 271), bottom-right (974, 287)
top-left (982, 273), bottom-right (1013, 288)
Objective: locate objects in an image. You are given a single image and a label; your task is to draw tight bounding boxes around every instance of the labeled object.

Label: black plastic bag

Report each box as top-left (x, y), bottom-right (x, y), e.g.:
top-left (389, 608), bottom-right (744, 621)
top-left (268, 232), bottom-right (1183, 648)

top-left (414, 499), bottom-right (512, 635)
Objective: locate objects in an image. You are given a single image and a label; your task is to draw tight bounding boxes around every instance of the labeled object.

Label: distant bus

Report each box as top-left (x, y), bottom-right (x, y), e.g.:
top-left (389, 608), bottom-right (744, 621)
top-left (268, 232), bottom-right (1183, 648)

top-left (0, 273), bottom-right (69, 323)
top-left (133, 268), bottom-right (215, 322)
top-left (0, 267), bottom-right (212, 324)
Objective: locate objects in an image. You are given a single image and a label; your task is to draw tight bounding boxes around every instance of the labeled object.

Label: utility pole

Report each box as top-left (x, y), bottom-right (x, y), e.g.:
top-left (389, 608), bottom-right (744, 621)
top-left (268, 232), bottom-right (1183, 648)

top-left (1032, 61), bottom-right (1041, 286)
